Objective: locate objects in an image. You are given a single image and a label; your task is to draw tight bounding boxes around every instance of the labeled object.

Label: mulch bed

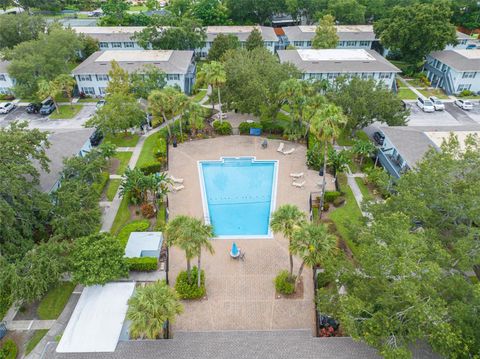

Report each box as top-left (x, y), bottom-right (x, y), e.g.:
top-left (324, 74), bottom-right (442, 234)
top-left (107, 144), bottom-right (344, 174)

top-left (275, 278), bottom-right (304, 300)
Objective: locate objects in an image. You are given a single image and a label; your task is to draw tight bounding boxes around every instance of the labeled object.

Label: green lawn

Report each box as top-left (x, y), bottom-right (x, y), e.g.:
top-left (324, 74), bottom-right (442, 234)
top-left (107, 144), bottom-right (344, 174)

top-left (156, 202), bottom-right (167, 231)
top-left (37, 282), bottom-right (75, 320)
top-left (105, 179), bottom-right (121, 201)
top-left (129, 5), bottom-right (147, 11)
top-left (191, 89), bottom-right (207, 103)
top-left (77, 97), bottom-right (99, 103)
top-left (336, 129), bottom-right (355, 146)
top-left (49, 105), bottom-right (82, 120)
top-left (281, 104), bottom-right (291, 113)
top-left (355, 177), bottom-right (372, 202)
top-left (104, 133), bottom-right (140, 147)
top-left (112, 152), bottom-right (132, 175)
top-left (25, 330), bottom-right (49, 355)
top-left (418, 88), bottom-right (449, 99)
top-left (111, 196), bottom-right (131, 235)
top-left (329, 174), bottom-right (363, 257)
top-left (136, 130), bottom-right (165, 169)
top-left (397, 87), bottom-right (417, 100)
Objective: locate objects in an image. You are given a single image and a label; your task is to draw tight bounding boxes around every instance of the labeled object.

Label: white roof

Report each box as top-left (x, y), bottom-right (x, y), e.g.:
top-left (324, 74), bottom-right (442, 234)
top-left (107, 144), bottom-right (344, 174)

top-left (125, 232), bottom-right (163, 258)
top-left (71, 26), bottom-right (146, 34)
top-left (453, 49), bottom-right (480, 59)
top-left (56, 283), bottom-right (135, 353)
top-left (96, 50), bottom-right (173, 62)
top-left (297, 49), bottom-right (375, 62)
top-left (424, 131), bottom-right (480, 151)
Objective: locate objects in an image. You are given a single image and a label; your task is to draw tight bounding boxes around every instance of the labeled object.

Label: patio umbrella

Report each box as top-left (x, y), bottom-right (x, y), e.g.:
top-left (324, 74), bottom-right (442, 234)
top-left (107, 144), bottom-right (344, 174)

top-left (231, 242), bottom-right (239, 256)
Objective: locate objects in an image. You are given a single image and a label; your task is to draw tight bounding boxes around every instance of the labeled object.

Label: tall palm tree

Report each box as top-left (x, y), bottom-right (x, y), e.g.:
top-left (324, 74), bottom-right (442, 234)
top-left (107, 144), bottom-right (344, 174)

top-left (270, 204), bottom-right (307, 277)
top-left (55, 74), bottom-right (76, 109)
top-left (171, 92), bottom-right (188, 139)
top-left (310, 104), bottom-right (347, 218)
top-left (127, 280), bottom-right (183, 339)
top-left (202, 61), bottom-right (226, 122)
top-left (290, 223), bottom-right (337, 286)
top-left (148, 88), bottom-right (178, 137)
top-left (186, 102), bottom-right (206, 136)
top-left (188, 218), bottom-right (214, 288)
top-left (37, 79), bottom-right (61, 114)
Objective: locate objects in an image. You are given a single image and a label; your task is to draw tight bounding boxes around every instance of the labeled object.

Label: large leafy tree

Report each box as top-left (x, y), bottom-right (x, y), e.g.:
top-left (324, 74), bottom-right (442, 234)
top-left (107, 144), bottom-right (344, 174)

top-left (71, 233), bottom-right (128, 286)
top-left (451, 0), bottom-right (480, 30)
top-left (192, 0), bottom-right (230, 25)
top-left (167, 0), bottom-right (192, 17)
top-left (226, 0), bottom-right (285, 24)
top-left (245, 28), bottom-right (264, 51)
top-left (374, 1), bottom-right (458, 65)
top-left (207, 33), bottom-right (240, 62)
top-left (130, 65), bottom-right (167, 100)
top-left (327, 77), bottom-right (408, 131)
top-left (16, 0), bottom-right (63, 11)
top-left (270, 204), bottom-right (307, 278)
top-left (0, 122), bottom-right (51, 259)
top-left (100, 0), bottom-right (129, 26)
top-left (0, 13), bottom-right (46, 50)
top-left (127, 280), bottom-right (183, 339)
top-left (325, 0), bottom-right (366, 24)
top-left (312, 14), bottom-right (339, 49)
top-left (106, 60), bottom-right (131, 96)
top-left (222, 48), bottom-right (300, 117)
top-left (285, 0), bottom-right (323, 24)
top-left (6, 26), bottom-right (83, 98)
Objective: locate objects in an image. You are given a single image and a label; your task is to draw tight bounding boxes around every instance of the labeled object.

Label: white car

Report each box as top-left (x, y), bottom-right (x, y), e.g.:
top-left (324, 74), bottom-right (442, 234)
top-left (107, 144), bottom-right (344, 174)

top-left (0, 102), bottom-right (15, 114)
top-left (428, 96), bottom-right (445, 111)
top-left (416, 97), bottom-right (435, 112)
top-left (455, 99), bottom-right (474, 110)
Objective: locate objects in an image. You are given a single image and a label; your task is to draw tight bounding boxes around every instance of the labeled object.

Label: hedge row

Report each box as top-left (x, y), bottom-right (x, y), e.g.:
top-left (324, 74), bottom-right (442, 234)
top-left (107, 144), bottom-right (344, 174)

top-left (92, 171), bottom-right (110, 197)
top-left (212, 120), bottom-right (232, 135)
top-left (127, 257), bottom-right (158, 271)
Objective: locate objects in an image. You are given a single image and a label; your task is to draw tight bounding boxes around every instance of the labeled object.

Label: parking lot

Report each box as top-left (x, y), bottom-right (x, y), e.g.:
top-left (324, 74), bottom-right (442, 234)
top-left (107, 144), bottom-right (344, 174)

top-left (0, 103), bottom-right (96, 130)
top-left (405, 102), bottom-right (480, 126)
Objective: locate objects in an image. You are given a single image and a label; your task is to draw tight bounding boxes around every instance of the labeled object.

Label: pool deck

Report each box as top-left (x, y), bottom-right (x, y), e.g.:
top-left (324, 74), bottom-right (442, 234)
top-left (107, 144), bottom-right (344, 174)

top-left (167, 136), bottom-right (335, 333)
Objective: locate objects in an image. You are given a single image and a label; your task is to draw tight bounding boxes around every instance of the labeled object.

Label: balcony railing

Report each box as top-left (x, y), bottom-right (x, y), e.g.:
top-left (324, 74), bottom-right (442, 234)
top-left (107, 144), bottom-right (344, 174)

top-left (377, 149), bottom-right (404, 179)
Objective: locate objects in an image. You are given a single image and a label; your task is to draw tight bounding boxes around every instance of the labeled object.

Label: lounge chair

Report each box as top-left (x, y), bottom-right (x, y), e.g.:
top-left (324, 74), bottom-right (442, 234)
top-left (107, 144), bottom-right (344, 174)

top-left (282, 148), bottom-right (295, 155)
top-left (172, 184), bottom-right (184, 192)
top-left (292, 180), bottom-right (306, 188)
top-left (261, 139), bottom-right (268, 149)
top-left (277, 142), bottom-right (285, 153)
top-left (290, 172), bottom-right (304, 178)
top-left (170, 175), bottom-right (184, 184)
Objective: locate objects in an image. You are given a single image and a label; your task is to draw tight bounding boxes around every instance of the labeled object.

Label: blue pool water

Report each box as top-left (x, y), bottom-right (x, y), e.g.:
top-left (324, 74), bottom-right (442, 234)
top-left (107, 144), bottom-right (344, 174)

top-left (199, 157), bottom-right (277, 237)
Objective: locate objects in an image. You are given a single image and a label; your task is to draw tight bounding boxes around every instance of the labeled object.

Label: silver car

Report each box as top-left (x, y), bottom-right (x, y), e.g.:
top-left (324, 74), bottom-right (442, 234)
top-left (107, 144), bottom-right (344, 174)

top-left (455, 99), bottom-right (474, 110)
top-left (0, 102), bottom-right (15, 114)
top-left (429, 96), bottom-right (445, 111)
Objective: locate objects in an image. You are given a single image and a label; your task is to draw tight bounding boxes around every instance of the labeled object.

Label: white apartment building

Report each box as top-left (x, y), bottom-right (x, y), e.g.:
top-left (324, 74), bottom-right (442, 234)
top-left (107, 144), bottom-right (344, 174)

top-left (425, 49), bottom-right (480, 95)
top-left (277, 49), bottom-right (400, 90)
top-left (196, 26), bottom-right (279, 58)
top-left (71, 26), bottom-right (146, 50)
top-left (0, 61), bottom-right (15, 95)
top-left (72, 50), bottom-right (196, 95)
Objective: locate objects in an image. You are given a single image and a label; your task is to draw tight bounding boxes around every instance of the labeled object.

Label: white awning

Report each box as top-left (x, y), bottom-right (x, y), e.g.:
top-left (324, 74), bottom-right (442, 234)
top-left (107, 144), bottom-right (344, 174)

top-left (56, 282), bottom-right (135, 353)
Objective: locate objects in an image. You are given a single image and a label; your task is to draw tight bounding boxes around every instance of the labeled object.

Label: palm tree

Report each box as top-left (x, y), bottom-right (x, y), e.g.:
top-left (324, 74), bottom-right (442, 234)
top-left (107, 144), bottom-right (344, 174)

top-left (187, 218), bottom-right (214, 288)
top-left (290, 223), bottom-right (337, 286)
top-left (327, 148), bottom-right (351, 182)
top-left (352, 139), bottom-right (377, 167)
top-left (37, 79), bottom-right (61, 114)
top-left (270, 205), bottom-right (307, 277)
top-left (127, 280), bottom-right (183, 339)
top-left (171, 92), bottom-right (188, 139)
top-left (55, 74), bottom-right (76, 109)
top-left (186, 102), bottom-right (206, 136)
top-left (148, 88), bottom-right (177, 137)
top-left (310, 104), bottom-right (347, 218)
top-left (202, 61), bottom-right (226, 122)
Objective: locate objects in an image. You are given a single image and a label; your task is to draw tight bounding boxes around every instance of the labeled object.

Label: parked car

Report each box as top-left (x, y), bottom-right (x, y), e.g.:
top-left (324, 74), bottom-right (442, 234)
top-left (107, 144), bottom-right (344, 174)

top-left (416, 97), bottom-right (435, 112)
top-left (0, 102), bottom-right (16, 114)
top-left (89, 129), bottom-right (104, 146)
top-left (466, 44), bottom-right (477, 50)
top-left (26, 102), bottom-right (42, 114)
top-left (428, 96), bottom-right (445, 111)
top-left (455, 99), bottom-right (474, 110)
top-left (96, 99), bottom-right (106, 109)
top-left (373, 131), bottom-right (385, 145)
top-left (39, 98), bottom-right (56, 115)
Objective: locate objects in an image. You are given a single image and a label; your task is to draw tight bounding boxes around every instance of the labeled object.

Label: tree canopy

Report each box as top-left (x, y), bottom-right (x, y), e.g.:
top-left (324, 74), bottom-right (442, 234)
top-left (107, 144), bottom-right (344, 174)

top-left (245, 28), bottom-right (264, 51)
top-left (325, 0), bottom-right (366, 24)
top-left (192, 0), bottom-right (230, 25)
top-left (0, 13), bottom-right (46, 50)
top-left (207, 33), bottom-right (240, 61)
top-left (312, 14), bottom-right (339, 49)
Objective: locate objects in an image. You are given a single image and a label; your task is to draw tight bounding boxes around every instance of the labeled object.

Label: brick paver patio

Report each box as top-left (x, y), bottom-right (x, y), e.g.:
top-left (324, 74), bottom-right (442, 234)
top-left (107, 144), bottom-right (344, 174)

top-left (167, 136), bottom-right (335, 333)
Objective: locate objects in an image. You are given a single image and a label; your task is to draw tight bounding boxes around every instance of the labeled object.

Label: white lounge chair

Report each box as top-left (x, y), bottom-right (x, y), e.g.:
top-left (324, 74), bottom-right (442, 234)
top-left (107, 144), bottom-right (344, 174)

top-left (290, 172), bottom-right (304, 178)
top-left (170, 176), bottom-right (184, 184)
top-left (277, 142), bottom-right (285, 153)
top-left (282, 148), bottom-right (295, 155)
top-left (292, 180), bottom-right (306, 188)
top-left (172, 184), bottom-right (185, 192)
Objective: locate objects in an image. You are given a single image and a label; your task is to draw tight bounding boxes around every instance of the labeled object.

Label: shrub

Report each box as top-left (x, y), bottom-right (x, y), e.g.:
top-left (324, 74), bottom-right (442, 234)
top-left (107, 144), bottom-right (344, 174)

top-left (92, 171), bottom-right (109, 197)
top-left (306, 143), bottom-right (324, 171)
top-left (316, 271), bottom-right (334, 288)
top-left (0, 94), bottom-right (14, 101)
top-left (333, 197), bottom-right (346, 207)
top-left (322, 203), bottom-right (330, 211)
top-left (141, 203), bottom-right (155, 218)
top-left (275, 270), bottom-right (296, 295)
top-left (127, 257), bottom-right (158, 271)
top-left (0, 339), bottom-right (18, 359)
top-left (238, 121), bottom-right (262, 135)
top-left (153, 137), bottom-right (167, 160)
top-left (139, 162), bottom-right (164, 175)
top-left (174, 266), bottom-right (205, 299)
top-left (117, 220), bottom-right (150, 248)
top-left (212, 120), bottom-right (232, 135)
top-left (324, 191), bottom-right (341, 203)
top-left (260, 119), bottom-right (284, 134)
top-left (459, 89), bottom-right (475, 97)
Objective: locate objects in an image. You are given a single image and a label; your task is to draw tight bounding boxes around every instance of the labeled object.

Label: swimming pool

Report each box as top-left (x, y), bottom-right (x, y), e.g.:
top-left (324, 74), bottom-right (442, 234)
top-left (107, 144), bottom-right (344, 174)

top-left (198, 157), bottom-right (278, 238)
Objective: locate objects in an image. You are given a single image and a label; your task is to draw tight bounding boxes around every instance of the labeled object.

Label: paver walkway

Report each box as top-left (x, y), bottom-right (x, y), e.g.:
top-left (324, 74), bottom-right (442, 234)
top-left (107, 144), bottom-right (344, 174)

top-left (6, 320), bottom-right (56, 331)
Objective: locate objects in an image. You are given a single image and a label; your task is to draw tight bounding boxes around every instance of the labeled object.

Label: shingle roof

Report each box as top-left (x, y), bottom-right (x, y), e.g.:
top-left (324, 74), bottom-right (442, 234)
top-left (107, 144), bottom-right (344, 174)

top-left (277, 49), bottom-right (400, 73)
top-left (71, 26), bottom-right (146, 43)
top-left (429, 49), bottom-right (480, 72)
top-left (72, 50), bottom-right (194, 75)
top-left (283, 25), bottom-right (377, 42)
top-left (205, 26), bottom-right (278, 42)
top-left (37, 128), bottom-right (95, 192)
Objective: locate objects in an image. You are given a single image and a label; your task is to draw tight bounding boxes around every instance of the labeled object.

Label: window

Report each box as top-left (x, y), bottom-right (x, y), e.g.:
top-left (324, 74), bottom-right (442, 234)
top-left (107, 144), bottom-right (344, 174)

top-left (306, 41), bottom-right (312, 47)
top-left (264, 41), bottom-right (273, 47)
top-left (0, 74), bottom-right (5, 81)
top-left (167, 74), bottom-right (180, 81)
top-left (96, 74), bottom-right (109, 81)
top-left (362, 73), bottom-right (374, 79)
top-left (78, 74), bottom-right (92, 81)
top-left (99, 42), bottom-right (109, 48)
top-left (99, 87), bottom-right (107, 95)
top-left (346, 41), bottom-right (356, 47)
top-left (359, 41), bottom-right (370, 47)
top-left (338, 41), bottom-right (345, 47)
top-left (81, 87), bottom-right (95, 95)
top-left (123, 42), bottom-right (134, 48)
top-left (112, 42), bottom-right (122, 48)
top-left (293, 41), bottom-right (303, 47)
top-left (309, 73), bottom-right (322, 79)
top-left (379, 73), bottom-right (392, 79)
top-left (463, 72), bottom-right (476, 79)
top-left (457, 84), bottom-right (471, 91)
